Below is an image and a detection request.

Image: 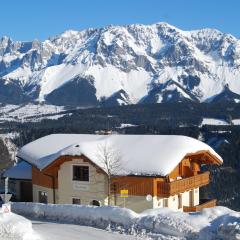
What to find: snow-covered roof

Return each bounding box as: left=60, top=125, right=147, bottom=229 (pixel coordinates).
left=17, top=134, right=223, bottom=176
left=4, top=161, right=32, bottom=180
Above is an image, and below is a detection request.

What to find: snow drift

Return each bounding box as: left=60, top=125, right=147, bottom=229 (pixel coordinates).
left=0, top=212, right=38, bottom=240
left=11, top=202, right=240, bottom=239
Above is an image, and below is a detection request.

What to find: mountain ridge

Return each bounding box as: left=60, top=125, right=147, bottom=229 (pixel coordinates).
left=1, top=22, right=240, bottom=106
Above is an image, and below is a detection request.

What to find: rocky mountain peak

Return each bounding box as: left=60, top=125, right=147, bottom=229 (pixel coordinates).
left=0, top=22, right=240, bottom=106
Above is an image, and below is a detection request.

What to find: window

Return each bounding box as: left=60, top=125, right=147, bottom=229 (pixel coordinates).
left=38, top=191, right=48, bottom=204
left=72, top=165, right=89, bottom=181
left=189, top=190, right=194, bottom=207
left=72, top=198, right=81, bottom=205
left=178, top=194, right=182, bottom=209
left=163, top=198, right=168, bottom=207
left=92, top=200, right=101, bottom=206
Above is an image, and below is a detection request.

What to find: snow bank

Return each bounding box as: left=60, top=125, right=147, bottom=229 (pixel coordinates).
left=11, top=203, right=137, bottom=229
left=11, top=203, right=240, bottom=239
left=139, top=207, right=240, bottom=239
left=0, top=212, right=39, bottom=240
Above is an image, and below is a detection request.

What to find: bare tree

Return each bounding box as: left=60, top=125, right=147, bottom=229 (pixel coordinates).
left=97, top=142, right=122, bottom=205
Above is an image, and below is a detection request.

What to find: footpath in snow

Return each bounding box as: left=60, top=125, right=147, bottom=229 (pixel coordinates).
left=9, top=202, right=240, bottom=240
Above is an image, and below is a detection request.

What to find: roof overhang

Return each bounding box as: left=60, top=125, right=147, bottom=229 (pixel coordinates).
left=186, top=150, right=223, bottom=165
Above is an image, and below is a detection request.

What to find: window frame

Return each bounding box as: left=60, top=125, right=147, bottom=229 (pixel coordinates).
left=163, top=198, right=168, bottom=207
left=72, top=164, right=90, bottom=182
left=72, top=197, right=81, bottom=205
left=178, top=193, right=182, bottom=209
left=38, top=191, right=48, bottom=204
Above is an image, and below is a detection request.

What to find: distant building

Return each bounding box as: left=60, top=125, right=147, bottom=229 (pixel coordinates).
left=3, top=161, right=32, bottom=202
left=7, top=134, right=222, bottom=212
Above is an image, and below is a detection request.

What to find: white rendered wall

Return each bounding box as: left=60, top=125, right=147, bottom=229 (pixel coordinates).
left=32, top=184, right=57, bottom=204
left=58, top=158, right=108, bottom=205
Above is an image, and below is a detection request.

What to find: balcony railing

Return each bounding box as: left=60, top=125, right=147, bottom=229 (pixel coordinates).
left=183, top=199, right=217, bottom=212
left=157, top=171, right=210, bottom=197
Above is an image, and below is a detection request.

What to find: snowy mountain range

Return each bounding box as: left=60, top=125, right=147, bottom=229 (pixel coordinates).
left=1, top=22, right=240, bottom=107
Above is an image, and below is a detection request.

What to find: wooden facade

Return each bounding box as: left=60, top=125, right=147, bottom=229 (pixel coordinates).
left=157, top=171, right=210, bottom=197
left=32, top=166, right=58, bottom=189
left=112, top=176, right=154, bottom=196
left=31, top=149, right=221, bottom=212
left=183, top=199, right=217, bottom=212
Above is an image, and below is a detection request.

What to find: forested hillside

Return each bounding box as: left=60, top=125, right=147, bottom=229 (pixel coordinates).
left=0, top=102, right=239, bottom=210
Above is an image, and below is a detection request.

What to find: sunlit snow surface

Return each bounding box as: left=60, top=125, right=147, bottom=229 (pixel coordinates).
left=0, top=212, right=39, bottom=240
left=201, top=117, right=240, bottom=126
left=0, top=104, right=66, bottom=122
left=32, top=220, right=139, bottom=240
left=1, top=23, right=240, bottom=104
left=17, top=134, right=222, bottom=176
left=10, top=203, right=240, bottom=240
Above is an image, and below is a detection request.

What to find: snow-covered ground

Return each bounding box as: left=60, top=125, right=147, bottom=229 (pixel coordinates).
left=116, top=123, right=139, bottom=129
left=32, top=220, right=139, bottom=240
left=201, top=118, right=230, bottom=126
left=0, top=104, right=67, bottom=122
left=10, top=202, right=240, bottom=240
left=0, top=212, right=39, bottom=240
left=0, top=212, right=136, bottom=240
left=232, top=119, right=240, bottom=125
left=201, top=117, right=240, bottom=126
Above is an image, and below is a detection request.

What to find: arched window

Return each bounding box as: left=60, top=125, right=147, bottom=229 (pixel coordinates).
left=92, top=200, right=101, bottom=206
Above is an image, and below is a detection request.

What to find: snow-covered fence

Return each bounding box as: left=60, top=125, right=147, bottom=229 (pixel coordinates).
left=11, top=203, right=240, bottom=239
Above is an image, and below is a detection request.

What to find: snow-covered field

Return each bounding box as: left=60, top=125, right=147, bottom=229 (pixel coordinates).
left=201, top=118, right=230, bottom=126
left=10, top=202, right=240, bottom=240
left=117, top=123, right=139, bottom=129
left=201, top=117, right=240, bottom=126
left=0, top=104, right=67, bottom=122
left=232, top=119, right=240, bottom=125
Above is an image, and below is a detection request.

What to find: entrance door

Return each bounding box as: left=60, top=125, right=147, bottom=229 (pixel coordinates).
left=20, top=181, right=33, bottom=202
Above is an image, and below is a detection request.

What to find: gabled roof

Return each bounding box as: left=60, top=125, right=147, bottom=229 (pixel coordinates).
left=17, top=134, right=223, bottom=176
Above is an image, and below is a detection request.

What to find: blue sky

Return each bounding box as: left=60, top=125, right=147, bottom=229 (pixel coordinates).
left=1, top=0, right=240, bottom=41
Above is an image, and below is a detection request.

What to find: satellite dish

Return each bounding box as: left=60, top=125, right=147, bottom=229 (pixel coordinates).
left=146, top=194, right=153, bottom=202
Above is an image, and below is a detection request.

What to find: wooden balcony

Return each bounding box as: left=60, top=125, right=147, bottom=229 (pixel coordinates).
left=183, top=199, right=217, bottom=212
left=157, top=171, right=210, bottom=197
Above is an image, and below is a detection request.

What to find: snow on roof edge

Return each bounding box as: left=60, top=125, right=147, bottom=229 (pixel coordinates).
left=4, top=161, right=32, bottom=180
left=17, top=134, right=223, bottom=176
